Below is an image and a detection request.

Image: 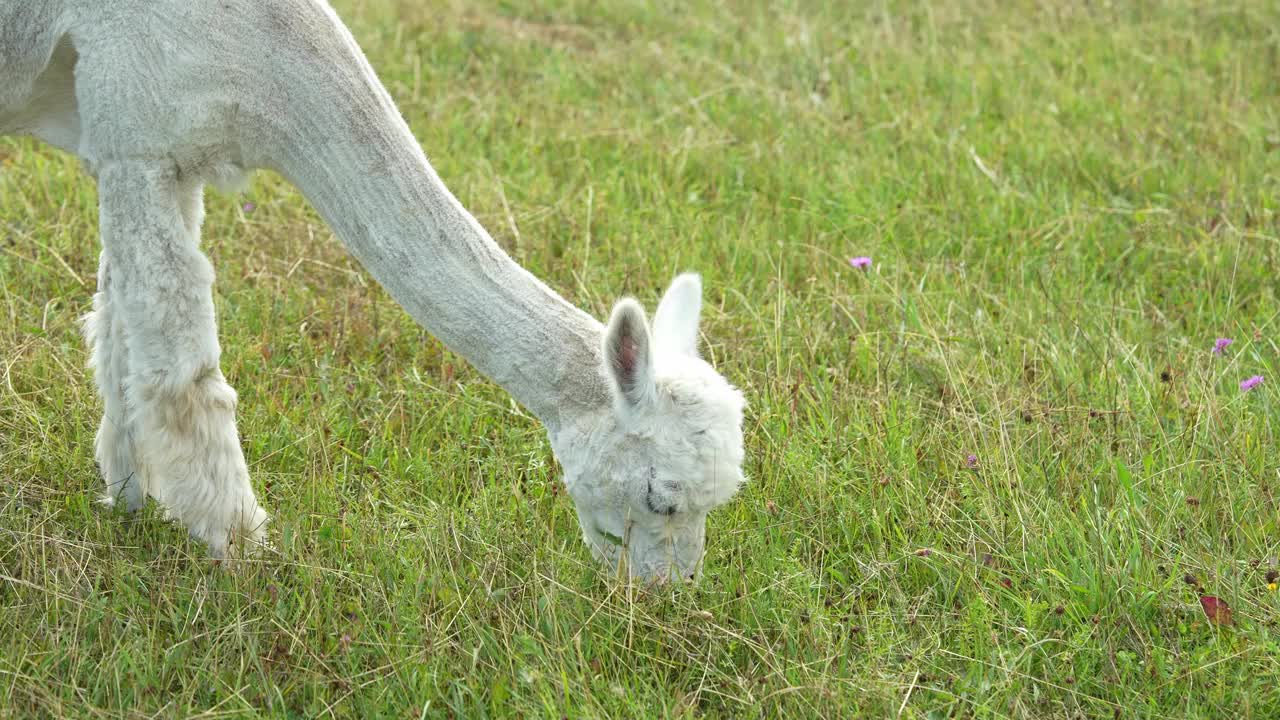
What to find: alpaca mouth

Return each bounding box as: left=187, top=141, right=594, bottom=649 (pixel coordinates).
left=595, top=525, right=624, bottom=546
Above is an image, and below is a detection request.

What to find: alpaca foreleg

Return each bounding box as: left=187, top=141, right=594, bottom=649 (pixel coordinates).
left=97, top=162, right=267, bottom=558
left=83, top=253, right=143, bottom=511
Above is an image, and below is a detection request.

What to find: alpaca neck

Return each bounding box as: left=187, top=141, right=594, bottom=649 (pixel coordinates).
left=269, top=57, right=609, bottom=432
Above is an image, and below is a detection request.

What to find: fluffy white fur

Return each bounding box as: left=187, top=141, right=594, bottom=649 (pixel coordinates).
left=1, top=0, right=746, bottom=579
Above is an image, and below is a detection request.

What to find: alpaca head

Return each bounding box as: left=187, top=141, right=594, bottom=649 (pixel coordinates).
left=551, top=274, right=747, bottom=582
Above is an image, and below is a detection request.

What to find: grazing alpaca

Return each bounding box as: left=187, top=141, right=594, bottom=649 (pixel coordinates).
left=1, top=0, right=746, bottom=580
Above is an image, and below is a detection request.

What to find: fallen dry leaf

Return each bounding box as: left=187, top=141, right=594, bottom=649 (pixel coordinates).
left=1199, top=596, right=1233, bottom=626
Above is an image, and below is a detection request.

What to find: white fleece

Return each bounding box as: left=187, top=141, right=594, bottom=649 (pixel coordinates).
left=2, top=0, right=746, bottom=578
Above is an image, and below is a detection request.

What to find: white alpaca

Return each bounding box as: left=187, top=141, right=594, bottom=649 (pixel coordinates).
left=1, top=0, right=747, bottom=580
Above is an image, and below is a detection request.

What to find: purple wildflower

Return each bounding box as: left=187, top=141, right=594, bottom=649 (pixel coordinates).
left=848, top=256, right=872, bottom=269
left=242, top=202, right=257, bottom=213
left=1240, top=375, right=1264, bottom=392
left=966, top=454, right=979, bottom=468
left=1212, top=338, right=1233, bottom=355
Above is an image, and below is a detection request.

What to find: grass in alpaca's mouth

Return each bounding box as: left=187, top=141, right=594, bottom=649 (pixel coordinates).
left=596, top=527, right=624, bottom=546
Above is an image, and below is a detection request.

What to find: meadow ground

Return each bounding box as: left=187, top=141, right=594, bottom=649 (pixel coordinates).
left=2, top=0, right=1279, bottom=717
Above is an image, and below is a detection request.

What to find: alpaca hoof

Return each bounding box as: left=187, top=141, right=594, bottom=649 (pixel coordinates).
left=98, top=486, right=145, bottom=513
left=200, top=504, right=270, bottom=561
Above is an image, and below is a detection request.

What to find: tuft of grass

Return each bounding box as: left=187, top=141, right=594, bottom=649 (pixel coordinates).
left=3, top=0, right=1279, bottom=716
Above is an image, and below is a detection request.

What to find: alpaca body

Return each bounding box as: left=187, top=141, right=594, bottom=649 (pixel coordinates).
left=2, top=0, right=746, bottom=578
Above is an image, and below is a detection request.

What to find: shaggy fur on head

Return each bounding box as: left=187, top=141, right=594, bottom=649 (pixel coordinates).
left=554, top=274, right=747, bottom=580
left=1, top=0, right=747, bottom=578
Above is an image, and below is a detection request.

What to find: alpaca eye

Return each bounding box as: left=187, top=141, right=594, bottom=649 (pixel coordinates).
left=645, top=467, right=676, bottom=516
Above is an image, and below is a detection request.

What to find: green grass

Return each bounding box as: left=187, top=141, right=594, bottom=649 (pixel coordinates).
left=3, top=0, right=1279, bottom=716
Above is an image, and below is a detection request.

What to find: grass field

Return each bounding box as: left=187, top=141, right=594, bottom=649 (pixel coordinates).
left=3, top=0, right=1279, bottom=716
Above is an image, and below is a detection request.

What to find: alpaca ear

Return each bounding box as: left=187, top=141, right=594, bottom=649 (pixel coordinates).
left=603, top=298, right=656, bottom=411
left=652, top=273, right=702, bottom=357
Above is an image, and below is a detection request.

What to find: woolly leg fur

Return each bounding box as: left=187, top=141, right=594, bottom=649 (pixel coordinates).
left=92, top=160, right=267, bottom=558
left=83, top=251, right=142, bottom=510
